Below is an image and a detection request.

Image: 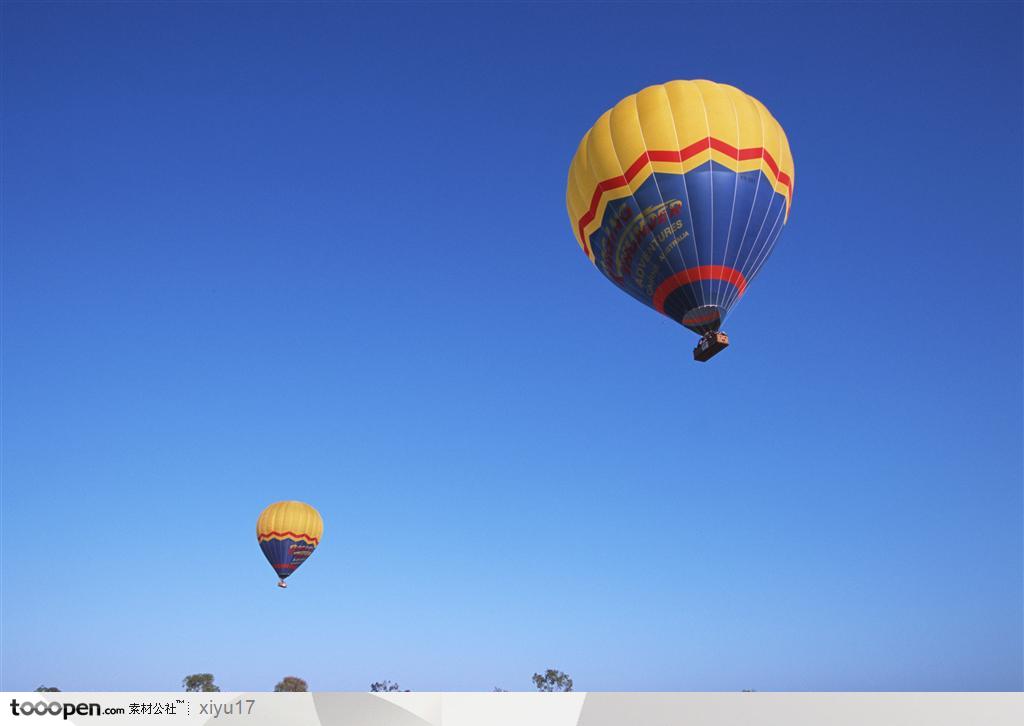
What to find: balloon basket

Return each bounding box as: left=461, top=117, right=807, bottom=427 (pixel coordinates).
left=693, top=331, right=730, bottom=362
left=277, top=580, right=288, bottom=588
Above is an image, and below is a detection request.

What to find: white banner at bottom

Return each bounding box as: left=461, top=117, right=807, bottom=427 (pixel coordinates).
left=2, top=692, right=1022, bottom=726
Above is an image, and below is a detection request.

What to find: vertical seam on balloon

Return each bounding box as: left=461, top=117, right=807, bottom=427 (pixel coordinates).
left=692, top=81, right=714, bottom=309
left=615, top=97, right=683, bottom=309
left=606, top=96, right=696, bottom=316
left=724, top=120, right=786, bottom=311
left=729, top=183, right=778, bottom=312
left=657, top=83, right=702, bottom=317
left=735, top=104, right=790, bottom=309
left=572, top=128, right=598, bottom=259
left=645, top=84, right=701, bottom=316
left=573, top=128, right=603, bottom=261
left=666, top=83, right=704, bottom=319
left=745, top=124, right=790, bottom=286
left=729, top=191, right=787, bottom=315
left=587, top=113, right=629, bottom=287
left=568, top=136, right=586, bottom=253
left=715, top=86, right=743, bottom=314
left=721, top=92, right=767, bottom=318
left=566, top=139, right=582, bottom=252
left=725, top=100, right=777, bottom=312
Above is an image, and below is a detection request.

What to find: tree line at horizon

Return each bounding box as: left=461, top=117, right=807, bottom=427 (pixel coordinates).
left=33, top=669, right=575, bottom=693
left=182, top=669, right=575, bottom=693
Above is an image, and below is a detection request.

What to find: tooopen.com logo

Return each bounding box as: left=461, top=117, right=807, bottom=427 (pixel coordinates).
left=9, top=699, right=125, bottom=719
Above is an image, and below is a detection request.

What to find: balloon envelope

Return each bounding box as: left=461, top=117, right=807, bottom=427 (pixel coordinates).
left=566, top=80, right=794, bottom=336
left=256, top=501, right=323, bottom=583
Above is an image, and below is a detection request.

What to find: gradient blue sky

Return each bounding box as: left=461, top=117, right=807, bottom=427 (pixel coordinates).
left=2, top=1, right=1021, bottom=692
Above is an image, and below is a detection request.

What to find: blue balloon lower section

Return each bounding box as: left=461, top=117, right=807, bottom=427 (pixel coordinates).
left=586, top=163, right=788, bottom=333
left=259, top=537, right=317, bottom=580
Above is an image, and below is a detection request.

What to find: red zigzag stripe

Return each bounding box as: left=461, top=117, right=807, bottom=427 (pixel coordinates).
left=258, top=531, right=320, bottom=545
left=576, top=138, right=792, bottom=257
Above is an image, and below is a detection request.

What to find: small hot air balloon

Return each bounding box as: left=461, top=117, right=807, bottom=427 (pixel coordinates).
left=256, top=501, right=323, bottom=588
left=566, top=80, right=794, bottom=361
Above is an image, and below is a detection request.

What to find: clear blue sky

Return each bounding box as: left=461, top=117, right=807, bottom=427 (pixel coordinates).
left=2, top=1, right=1021, bottom=692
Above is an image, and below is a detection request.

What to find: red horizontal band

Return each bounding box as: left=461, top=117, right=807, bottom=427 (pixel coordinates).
left=653, top=266, right=747, bottom=314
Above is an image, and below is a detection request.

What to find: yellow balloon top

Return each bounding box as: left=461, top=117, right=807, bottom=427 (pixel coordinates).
left=256, top=501, right=323, bottom=545
left=566, top=80, right=794, bottom=263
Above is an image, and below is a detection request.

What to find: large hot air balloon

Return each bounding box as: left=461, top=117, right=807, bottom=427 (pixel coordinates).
left=566, top=80, right=794, bottom=361
left=256, top=501, right=323, bottom=588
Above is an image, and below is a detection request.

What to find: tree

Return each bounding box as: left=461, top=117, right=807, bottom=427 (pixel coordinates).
left=369, top=680, right=408, bottom=692
left=532, top=669, right=573, bottom=692
left=492, top=686, right=509, bottom=692
left=274, top=676, right=308, bottom=692
left=182, top=673, right=220, bottom=692
left=34, top=686, right=60, bottom=692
